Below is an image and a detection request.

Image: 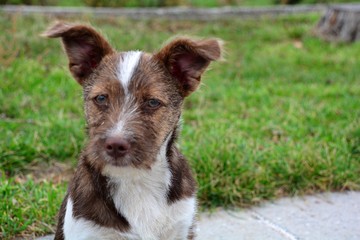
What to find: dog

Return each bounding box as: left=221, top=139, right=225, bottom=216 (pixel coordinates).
left=43, top=22, right=222, bottom=240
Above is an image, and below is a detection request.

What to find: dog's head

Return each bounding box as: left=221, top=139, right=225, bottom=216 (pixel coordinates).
left=44, top=22, right=222, bottom=171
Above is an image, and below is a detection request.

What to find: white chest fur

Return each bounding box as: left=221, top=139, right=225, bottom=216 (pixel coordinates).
left=104, top=165, right=196, bottom=240
left=63, top=140, right=196, bottom=240
left=101, top=140, right=196, bottom=240
left=63, top=196, right=195, bottom=240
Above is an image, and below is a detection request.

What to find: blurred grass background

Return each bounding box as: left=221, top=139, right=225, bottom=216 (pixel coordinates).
left=1, top=2, right=360, bottom=238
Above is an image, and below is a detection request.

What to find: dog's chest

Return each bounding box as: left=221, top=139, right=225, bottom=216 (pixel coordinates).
left=63, top=137, right=196, bottom=240
left=64, top=164, right=196, bottom=240
left=105, top=161, right=195, bottom=239
left=112, top=181, right=195, bottom=239
left=65, top=196, right=195, bottom=240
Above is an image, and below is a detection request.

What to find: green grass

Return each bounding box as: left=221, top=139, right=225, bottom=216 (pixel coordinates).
left=1, top=175, right=67, bottom=239
left=1, top=12, right=360, bottom=238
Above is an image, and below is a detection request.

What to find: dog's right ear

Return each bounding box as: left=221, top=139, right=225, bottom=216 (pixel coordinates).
left=42, top=22, right=113, bottom=85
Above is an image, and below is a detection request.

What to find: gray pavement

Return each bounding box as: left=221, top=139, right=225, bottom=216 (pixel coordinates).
left=197, top=191, right=360, bottom=240
left=2, top=4, right=360, bottom=20
left=36, top=191, right=360, bottom=240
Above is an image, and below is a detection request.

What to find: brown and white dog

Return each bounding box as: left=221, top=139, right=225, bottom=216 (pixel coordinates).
left=43, top=22, right=222, bottom=240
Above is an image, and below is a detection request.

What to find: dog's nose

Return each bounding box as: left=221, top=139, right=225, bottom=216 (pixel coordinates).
left=105, top=137, right=130, bottom=158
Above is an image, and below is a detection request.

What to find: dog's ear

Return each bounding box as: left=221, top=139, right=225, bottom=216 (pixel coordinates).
left=43, top=22, right=113, bottom=85
left=156, top=37, right=222, bottom=97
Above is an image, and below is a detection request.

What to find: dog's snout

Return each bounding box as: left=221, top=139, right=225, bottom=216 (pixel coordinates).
left=105, top=137, right=130, bottom=158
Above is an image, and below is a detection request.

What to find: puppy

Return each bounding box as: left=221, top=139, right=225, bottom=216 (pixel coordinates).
left=43, top=22, right=222, bottom=240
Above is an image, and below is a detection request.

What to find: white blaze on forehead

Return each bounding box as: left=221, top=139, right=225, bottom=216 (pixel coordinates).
left=117, top=51, right=142, bottom=92
left=111, top=51, right=142, bottom=138
left=108, top=98, right=138, bottom=138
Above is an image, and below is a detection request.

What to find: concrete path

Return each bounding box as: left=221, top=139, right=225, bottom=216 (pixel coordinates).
left=37, top=191, right=360, bottom=240
left=197, top=191, right=360, bottom=240
left=3, top=4, right=360, bottom=20
left=0, top=4, right=326, bottom=20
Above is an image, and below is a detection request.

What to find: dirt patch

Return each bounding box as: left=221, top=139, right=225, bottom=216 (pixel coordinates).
left=15, top=161, right=74, bottom=184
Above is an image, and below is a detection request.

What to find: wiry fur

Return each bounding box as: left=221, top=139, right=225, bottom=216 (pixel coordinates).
left=43, top=22, right=222, bottom=240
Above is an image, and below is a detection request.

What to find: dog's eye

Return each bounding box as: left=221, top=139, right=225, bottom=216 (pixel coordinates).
left=94, top=95, right=108, bottom=105
left=146, top=99, right=162, bottom=109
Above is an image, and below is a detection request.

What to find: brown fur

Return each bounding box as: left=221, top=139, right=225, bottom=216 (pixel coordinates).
left=44, top=22, right=222, bottom=240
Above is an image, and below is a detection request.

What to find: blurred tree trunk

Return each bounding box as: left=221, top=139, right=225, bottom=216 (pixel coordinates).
left=314, top=5, right=360, bottom=43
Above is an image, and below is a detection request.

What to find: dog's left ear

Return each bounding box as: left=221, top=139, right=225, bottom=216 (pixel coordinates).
left=156, top=37, right=222, bottom=97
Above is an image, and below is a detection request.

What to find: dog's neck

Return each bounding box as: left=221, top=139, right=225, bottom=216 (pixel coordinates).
left=105, top=139, right=171, bottom=238
left=82, top=123, right=179, bottom=197
left=102, top=130, right=174, bottom=192
left=96, top=115, right=174, bottom=171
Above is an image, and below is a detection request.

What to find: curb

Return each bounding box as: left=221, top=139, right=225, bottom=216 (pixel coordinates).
left=2, top=4, right=357, bottom=20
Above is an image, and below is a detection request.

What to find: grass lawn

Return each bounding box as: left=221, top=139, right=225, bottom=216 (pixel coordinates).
left=1, top=12, right=360, bottom=239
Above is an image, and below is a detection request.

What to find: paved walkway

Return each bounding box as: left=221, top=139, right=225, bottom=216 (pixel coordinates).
left=197, top=191, right=360, bottom=240
left=37, top=191, right=360, bottom=240
left=2, top=4, right=360, bottom=20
